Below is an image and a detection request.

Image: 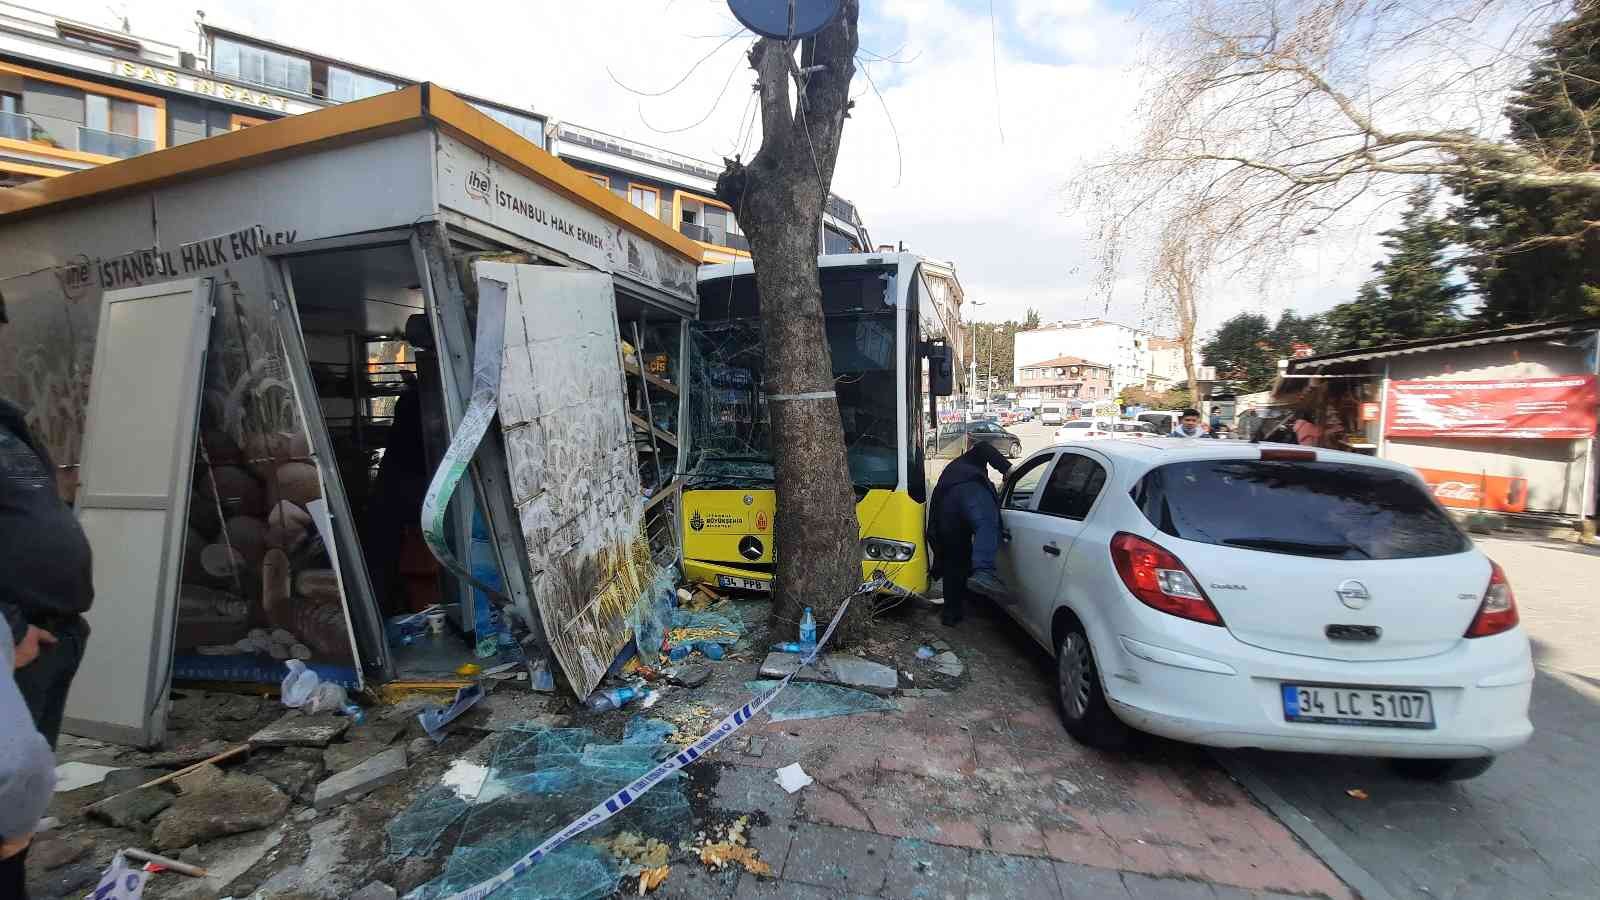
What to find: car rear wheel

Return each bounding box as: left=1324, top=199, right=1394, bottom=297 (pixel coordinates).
left=1389, top=756, right=1495, bottom=781
left=1055, top=625, right=1134, bottom=750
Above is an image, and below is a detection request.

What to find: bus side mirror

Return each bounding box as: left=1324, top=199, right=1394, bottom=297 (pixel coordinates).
left=926, top=343, right=954, bottom=397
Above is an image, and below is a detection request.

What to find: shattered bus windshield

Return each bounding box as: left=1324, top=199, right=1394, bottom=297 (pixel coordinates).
left=688, top=267, right=899, bottom=489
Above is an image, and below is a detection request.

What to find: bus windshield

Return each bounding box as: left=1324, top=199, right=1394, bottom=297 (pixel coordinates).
left=688, top=267, right=900, bottom=489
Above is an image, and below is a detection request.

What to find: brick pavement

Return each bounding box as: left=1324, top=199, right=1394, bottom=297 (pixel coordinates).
left=1220, top=534, right=1600, bottom=900
left=694, top=600, right=1352, bottom=899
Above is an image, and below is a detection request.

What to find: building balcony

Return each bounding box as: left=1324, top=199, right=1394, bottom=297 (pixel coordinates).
left=0, top=112, right=155, bottom=160
left=679, top=221, right=750, bottom=253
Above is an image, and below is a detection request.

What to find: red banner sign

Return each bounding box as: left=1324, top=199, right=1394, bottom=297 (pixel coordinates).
left=1384, top=376, right=1598, bottom=439
left=1413, top=467, right=1529, bottom=513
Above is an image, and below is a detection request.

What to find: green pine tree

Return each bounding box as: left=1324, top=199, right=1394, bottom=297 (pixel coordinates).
left=1454, top=2, right=1600, bottom=324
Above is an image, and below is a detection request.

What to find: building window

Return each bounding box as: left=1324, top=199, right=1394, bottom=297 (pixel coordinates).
left=326, top=66, right=397, bottom=102
left=212, top=37, right=312, bottom=95
left=470, top=103, right=545, bottom=148
left=82, top=93, right=157, bottom=157
left=628, top=184, right=660, bottom=218
left=230, top=113, right=268, bottom=130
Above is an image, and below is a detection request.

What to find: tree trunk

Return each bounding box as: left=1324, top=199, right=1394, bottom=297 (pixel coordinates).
left=716, top=5, right=868, bottom=643
left=1177, top=285, right=1202, bottom=407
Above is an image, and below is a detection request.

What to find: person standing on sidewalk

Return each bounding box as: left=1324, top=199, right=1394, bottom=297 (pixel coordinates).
left=1169, top=408, right=1214, bottom=439
left=0, top=396, right=94, bottom=748
left=0, top=616, right=58, bottom=900
left=928, top=435, right=1012, bottom=626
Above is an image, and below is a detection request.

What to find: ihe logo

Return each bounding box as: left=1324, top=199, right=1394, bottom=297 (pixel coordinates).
left=466, top=170, right=491, bottom=201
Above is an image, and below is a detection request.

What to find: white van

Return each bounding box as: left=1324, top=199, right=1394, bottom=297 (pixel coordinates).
left=1040, top=402, right=1067, bottom=426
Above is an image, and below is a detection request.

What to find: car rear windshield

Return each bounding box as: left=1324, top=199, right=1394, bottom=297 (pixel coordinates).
left=1130, top=460, right=1470, bottom=560
left=1061, top=421, right=1091, bottom=428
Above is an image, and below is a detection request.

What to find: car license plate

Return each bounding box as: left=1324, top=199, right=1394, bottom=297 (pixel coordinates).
left=1281, top=684, right=1435, bottom=729
left=717, top=574, right=770, bottom=592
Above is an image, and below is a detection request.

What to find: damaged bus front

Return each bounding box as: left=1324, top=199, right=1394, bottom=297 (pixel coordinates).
left=680, top=253, right=959, bottom=596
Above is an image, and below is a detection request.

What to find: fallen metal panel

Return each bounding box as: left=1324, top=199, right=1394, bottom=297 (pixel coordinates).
left=483, top=261, right=650, bottom=697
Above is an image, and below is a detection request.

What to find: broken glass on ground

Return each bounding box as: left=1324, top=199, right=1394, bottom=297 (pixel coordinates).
left=394, top=721, right=694, bottom=898
left=746, top=680, right=898, bottom=722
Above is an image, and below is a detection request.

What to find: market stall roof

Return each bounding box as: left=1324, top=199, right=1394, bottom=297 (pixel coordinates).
left=0, top=83, right=704, bottom=265
left=1288, top=317, right=1600, bottom=371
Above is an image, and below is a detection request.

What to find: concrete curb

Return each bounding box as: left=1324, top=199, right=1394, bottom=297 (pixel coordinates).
left=1211, top=751, right=1398, bottom=900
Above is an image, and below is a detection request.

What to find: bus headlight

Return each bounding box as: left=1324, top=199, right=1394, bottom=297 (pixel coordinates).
left=861, top=538, right=915, bottom=562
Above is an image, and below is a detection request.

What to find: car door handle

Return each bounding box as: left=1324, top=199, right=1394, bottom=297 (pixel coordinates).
left=1042, top=543, right=1061, bottom=556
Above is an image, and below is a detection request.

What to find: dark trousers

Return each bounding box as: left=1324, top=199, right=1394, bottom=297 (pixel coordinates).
left=942, top=563, right=973, bottom=626
left=0, top=845, right=27, bottom=899
left=12, top=614, right=90, bottom=749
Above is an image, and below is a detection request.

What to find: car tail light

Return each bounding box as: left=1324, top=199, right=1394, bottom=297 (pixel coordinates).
left=1261, top=447, right=1316, bottom=461
left=1465, top=561, right=1519, bottom=637
left=1109, top=532, right=1224, bottom=626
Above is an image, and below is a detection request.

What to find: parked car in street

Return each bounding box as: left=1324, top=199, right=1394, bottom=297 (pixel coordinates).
left=932, top=419, right=1024, bottom=458
left=992, top=439, right=1533, bottom=780
left=1040, top=402, right=1068, bottom=426
left=1111, top=421, right=1158, bottom=438
left=1054, top=419, right=1116, bottom=441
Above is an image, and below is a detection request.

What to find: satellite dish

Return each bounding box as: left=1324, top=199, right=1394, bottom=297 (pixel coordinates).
left=727, top=0, right=843, bottom=39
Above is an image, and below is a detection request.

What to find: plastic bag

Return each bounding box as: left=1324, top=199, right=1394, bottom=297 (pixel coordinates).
left=281, top=659, right=319, bottom=708
left=306, top=680, right=349, bottom=715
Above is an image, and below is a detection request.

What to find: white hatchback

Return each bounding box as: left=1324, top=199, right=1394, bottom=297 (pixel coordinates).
left=993, top=439, right=1533, bottom=780
left=1054, top=419, right=1115, bottom=442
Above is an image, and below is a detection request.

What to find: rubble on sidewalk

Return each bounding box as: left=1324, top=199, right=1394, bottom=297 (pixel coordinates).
left=150, top=773, right=291, bottom=849
left=249, top=712, right=352, bottom=748
left=758, top=650, right=899, bottom=695
left=314, top=747, right=409, bottom=810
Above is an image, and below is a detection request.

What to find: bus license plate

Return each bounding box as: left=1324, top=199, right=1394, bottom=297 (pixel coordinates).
left=1281, top=684, right=1434, bottom=729
left=717, top=575, right=770, bottom=592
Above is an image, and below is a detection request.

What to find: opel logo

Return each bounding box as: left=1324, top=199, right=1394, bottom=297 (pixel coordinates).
left=738, top=535, right=764, bottom=561
left=1336, top=580, right=1371, bottom=610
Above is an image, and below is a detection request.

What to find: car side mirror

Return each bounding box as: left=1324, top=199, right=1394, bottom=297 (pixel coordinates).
left=925, top=341, right=954, bottom=397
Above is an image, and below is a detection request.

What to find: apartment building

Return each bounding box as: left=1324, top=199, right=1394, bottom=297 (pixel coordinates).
left=0, top=3, right=874, bottom=261
left=1015, top=356, right=1113, bottom=405
left=1014, top=319, right=1151, bottom=395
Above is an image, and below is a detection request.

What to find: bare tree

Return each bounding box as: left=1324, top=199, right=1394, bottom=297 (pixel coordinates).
left=1151, top=213, right=1212, bottom=406
left=1076, top=0, right=1580, bottom=348
left=715, top=3, right=868, bottom=641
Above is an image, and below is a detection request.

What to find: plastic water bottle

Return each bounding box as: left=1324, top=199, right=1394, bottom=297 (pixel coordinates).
left=668, top=644, right=691, bottom=662
left=799, top=607, right=817, bottom=646
left=584, top=686, right=641, bottom=712
left=698, top=641, right=726, bottom=661
left=340, top=702, right=366, bottom=725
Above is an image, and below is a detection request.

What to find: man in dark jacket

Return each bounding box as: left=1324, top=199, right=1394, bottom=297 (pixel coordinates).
left=0, top=397, right=94, bottom=749
left=927, top=435, right=1012, bottom=627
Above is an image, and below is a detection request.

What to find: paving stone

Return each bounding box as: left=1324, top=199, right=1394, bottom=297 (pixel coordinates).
left=344, top=720, right=405, bottom=746
left=100, top=767, right=165, bottom=798
left=150, top=774, right=290, bottom=850
left=213, top=693, right=265, bottom=721
left=140, top=739, right=230, bottom=768
left=967, top=852, right=1061, bottom=900
left=669, top=663, right=712, bottom=687
left=711, top=763, right=799, bottom=819
left=323, top=740, right=389, bottom=774
left=406, top=736, right=436, bottom=763
left=759, top=652, right=899, bottom=696
left=1055, top=860, right=1132, bottom=899
left=1121, top=872, right=1218, bottom=899
left=652, top=862, right=739, bottom=900
left=782, top=822, right=893, bottom=893
left=178, top=844, right=205, bottom=865
left=883, top=837, right=972, bottom=900
left=349, top=880, right=399, bottom=900
left=471, top=690, right=556, bottom=732
left=87, top=785, right=174, bottom=827
left=745, top=737, right=767, bottom=758
left=245, top=756, right=323, bottom=801
left=27, top=834, right=90, bottom=871
left=930, top=651, right=965, bottom=678
left=313, top=747, right=407, bottom=810
left=731, top=876, right=837, bottom=899
left=250, top=712, right=351, bottom=748
left=172, top=762, right=225, bottom=794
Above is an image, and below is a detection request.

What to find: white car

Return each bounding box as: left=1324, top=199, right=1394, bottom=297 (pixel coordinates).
left=993, top=439, right=1533, bottom=780
left=1054, top=419, right=1114, bottom=442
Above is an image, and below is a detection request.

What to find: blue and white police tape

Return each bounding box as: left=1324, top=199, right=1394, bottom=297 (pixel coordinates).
left=442, top=577, right=884, bottom=900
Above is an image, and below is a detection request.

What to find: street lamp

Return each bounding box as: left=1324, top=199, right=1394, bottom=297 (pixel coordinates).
left=968, top=300, right=990, bottom=414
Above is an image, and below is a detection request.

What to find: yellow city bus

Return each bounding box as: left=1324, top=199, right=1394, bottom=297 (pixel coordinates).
left=679, top=253, right=961, bottom=596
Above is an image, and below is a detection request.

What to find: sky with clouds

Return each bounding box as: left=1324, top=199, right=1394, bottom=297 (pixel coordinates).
left=51, top=0, right=1406, bottom=336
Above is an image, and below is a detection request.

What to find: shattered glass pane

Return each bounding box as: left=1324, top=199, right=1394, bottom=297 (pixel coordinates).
left=630, top=568, right=677, bottom=661
left=622, top=716, right=678, bottom=746
left=385, top=784, right=471, bottom=861
left=398, top=716, right=694, bottom=895
left=747, top=680, right=898, bottom=722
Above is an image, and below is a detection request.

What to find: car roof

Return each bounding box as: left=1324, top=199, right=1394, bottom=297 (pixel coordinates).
left=1040, top=439, right=1420, bottom=478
